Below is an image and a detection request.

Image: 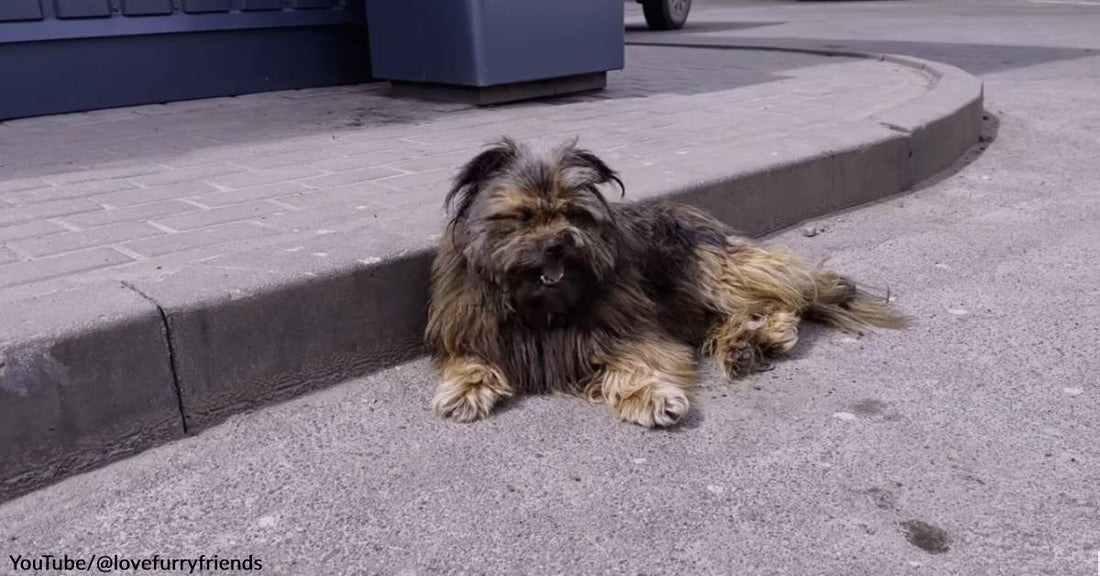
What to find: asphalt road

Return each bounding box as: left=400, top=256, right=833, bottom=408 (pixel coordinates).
left=2, top=1, right=1099, bottom=575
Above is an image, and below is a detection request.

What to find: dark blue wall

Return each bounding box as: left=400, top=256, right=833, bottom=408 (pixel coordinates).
left=0, top=0, right=372, bottom=120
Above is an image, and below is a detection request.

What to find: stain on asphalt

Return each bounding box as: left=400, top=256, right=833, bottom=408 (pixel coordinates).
left=867, top=487, right=899, bottom=510
left=901, top=519, right=951, bottom=554
left=852, top=399, right=888, bottom=417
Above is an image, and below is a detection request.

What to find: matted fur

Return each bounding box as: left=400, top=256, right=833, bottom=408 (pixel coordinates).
left=426, top=138, right=906, bottom=427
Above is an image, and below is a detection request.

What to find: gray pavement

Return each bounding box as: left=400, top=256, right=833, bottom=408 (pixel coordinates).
left=0, top=46, right=925, bottom=300
left=2, top=32, right=981, bottom=502
left=2, top=0, right=1099, bottom=575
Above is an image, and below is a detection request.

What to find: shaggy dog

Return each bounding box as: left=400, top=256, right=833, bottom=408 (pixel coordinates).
left=426, top=138, right=904, bottom=427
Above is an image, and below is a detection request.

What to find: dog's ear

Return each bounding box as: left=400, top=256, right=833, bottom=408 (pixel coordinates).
left=560, top=144, right=625, bottom=199
left=445, top=138, right=518, bottom=224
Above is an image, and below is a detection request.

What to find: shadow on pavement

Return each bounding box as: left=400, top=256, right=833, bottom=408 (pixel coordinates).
left=625, top=20, right=786, bottom=33
left=627, top=29, right=1098, bottom=75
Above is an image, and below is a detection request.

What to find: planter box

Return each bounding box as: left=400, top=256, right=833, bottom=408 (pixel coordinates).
left=365, top=0, right=624, bottom=104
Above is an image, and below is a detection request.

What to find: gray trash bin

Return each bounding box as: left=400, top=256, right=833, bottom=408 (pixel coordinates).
left=365, top=0, right=624, bottom=105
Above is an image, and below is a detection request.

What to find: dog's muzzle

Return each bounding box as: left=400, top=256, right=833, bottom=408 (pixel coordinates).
left=539, top=239, right=567, bottom=286
left=540, top=261, right=565, bottom=286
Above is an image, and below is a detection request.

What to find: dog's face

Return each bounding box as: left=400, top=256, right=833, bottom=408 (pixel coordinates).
left=446, top=139, right=623, bottom=323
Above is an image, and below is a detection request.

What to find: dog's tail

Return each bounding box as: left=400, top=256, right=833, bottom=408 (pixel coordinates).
left=804, top=271, right=908, bottom=332
left=706, top=239, right=907, bottom=332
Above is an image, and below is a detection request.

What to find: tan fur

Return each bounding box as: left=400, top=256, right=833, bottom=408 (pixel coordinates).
left=695, top=239, right=906, bottom=377
left=586, top=336, right=697, bottom=427
left=431, top=357, right=513, bottom=422
left=426, top=232, right=500, bottom=357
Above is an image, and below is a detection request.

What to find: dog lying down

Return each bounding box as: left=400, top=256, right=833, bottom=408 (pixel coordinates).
left=426, top=138, right=905, bottom=428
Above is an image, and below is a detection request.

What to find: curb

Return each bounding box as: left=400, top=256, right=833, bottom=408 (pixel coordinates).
left=0, top=45, right=983, bottom=502
left=618, top=41, right=984, bottom=232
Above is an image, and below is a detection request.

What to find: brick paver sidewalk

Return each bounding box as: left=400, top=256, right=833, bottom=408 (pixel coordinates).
left=0, top=45, right=930, bottom=302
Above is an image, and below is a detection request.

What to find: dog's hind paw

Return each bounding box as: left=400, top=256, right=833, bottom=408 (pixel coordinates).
left=721, top=340, right=760, bottom=379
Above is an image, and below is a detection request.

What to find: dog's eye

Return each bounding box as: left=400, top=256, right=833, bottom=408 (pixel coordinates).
left=564, top=207, right=597, bottom=225
left=488, top=211, right=532, bottom=224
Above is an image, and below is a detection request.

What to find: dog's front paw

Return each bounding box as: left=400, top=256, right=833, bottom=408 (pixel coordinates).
left=615, top=383, right=691, bottom=428
left=432, top=361, right=511, bottom=423
left=431, top=380, right=498, bottom=422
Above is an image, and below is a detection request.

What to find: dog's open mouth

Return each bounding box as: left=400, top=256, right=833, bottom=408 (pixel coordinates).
left=540, top=260, right=565, bottom=286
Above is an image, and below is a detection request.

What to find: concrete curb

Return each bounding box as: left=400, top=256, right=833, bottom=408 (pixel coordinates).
left=620, top=41, right=984, bottom=230
left=0, top=283, right=185, bottom=500
left=0, top=45, right=983, bottom=502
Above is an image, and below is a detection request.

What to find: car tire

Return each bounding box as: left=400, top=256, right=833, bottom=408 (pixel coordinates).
left=642, top=0, right=691, bottom=31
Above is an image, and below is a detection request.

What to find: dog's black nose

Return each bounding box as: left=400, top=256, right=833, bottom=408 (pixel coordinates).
left=544, top=239, right=565, bottom=258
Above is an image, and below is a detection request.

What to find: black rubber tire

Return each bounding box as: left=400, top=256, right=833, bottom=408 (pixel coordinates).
left=642, top=0, right=691, bottom=31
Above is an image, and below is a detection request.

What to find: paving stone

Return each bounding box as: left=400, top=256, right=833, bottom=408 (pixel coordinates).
left=193, top=183, right=311, bottom=207
left=298, top=167, right=407, bottom=189
left=0, top=199, right=102, bottom=227
left=0, top=177, right=51, bottom=195
left=0, top=247, right=18, bottom=265
left=128, top=163, right=247, bottom=187
left=43, top=163, right=164, bottom=185
left=259, top=202, right=384, bottom=233
left=3, top=179, right=136, bottom=205
left=0, top=248, right=134, bottom=289
left=0, top=45, right=932, bottom=291
left=230, top=148, right=345, bottom=170
left=123, top=222, right=277, bottom=258
left=209, top=165, right=327, bottom=189
left=9, top=222, right=165, bottom=258
left=93, top=182, right=222, bottom=208
left=62, top=200, right=199, bottom=228
left=269, top=182, right=389, bottom=212
left=372, top=168, right=455, bottom=193
left=153, top=202, right=286, bottom=231
left=0, top=220, right=69, bottom=243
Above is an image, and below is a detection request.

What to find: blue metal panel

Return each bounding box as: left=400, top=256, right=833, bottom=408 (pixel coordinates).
left=182, top=0, right=231, bottom=13
left=365, top=0, right=483, bottom=85
left=122, top=0, right=174, bottom=16
left=293, top=0, right=336, bottom=8
left=0, top=0, right=43, bottom=22
left=366, top=0, right=623, bottom=87
left=241, top=0, right=284, bottom=10
left=0, top=27, right=371, bottom=120
left=364, top=0, right=427, bottom=83
left=0, top=3, right=357, bottom=43
left=480, top=0, right=624, bottom=84
left=55, top=0, right=111, bottom=19
left=0, top=0, right=371, bottom=120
